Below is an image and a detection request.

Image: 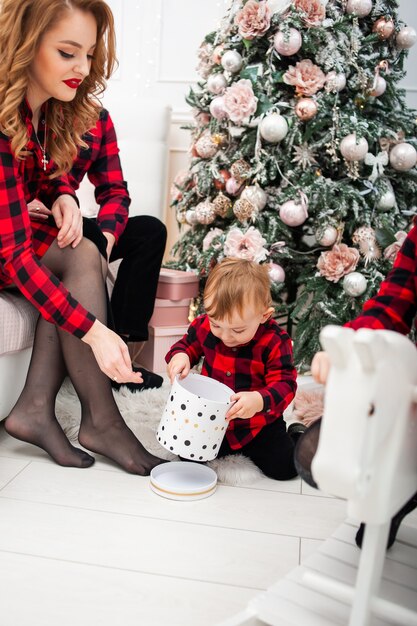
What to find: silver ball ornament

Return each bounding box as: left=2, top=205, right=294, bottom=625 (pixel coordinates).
left=346, top=0, right=373, bottom=18
left=340, top=133, right=369, bottom=162
left=326, top=72, right=346, bottom=92
left=316, top=225, right=338, bottom=247
left=389, top=143, right=417, bottom=171
left=343, top=272, right=368, bottom=297
left=268, top=262, right=286, bottom=283
left=273, top=28, right=302, bottom=56
left=279, top=199, right=308, bottom=227
left=377, top=185, right=395, bottom=211
left=259, top=114, right=288, bottom=143
left=221, top=50, right=243, bottom=73
left=240, top=186, right=267, bottom=210
left=396, top=26, right=417, bottom=49
left=209, top=96, right=228, bottom=120
left=370, top=75, right=386, bottom=97
left=207, top=73, right=227, bottom=95
left=185, top=209, right=199, bottom=225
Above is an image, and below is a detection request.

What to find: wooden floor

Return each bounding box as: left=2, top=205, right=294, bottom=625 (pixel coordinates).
left=0, top=422, right=414, bottom=626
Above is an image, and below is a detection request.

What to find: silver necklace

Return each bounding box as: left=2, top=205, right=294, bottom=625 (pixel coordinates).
left=34, top=121, right=48, bottom=171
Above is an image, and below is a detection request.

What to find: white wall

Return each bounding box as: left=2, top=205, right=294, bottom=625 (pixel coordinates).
left=101, top=0, right=417, bottom=256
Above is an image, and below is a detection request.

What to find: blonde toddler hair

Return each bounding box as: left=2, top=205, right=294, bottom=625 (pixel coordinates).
left=204, top=258, right=273, bottom=321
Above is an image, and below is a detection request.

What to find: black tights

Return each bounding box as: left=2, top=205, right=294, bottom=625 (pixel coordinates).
left=294, top=419, right=417, bottom=549
left=5, top=238, right=162, bottom=474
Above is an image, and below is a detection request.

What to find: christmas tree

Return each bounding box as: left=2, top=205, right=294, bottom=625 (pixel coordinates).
left=169, top=0, right=417, bottom=369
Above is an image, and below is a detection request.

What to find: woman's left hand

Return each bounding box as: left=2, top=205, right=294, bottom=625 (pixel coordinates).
left=27, top=199, right=52, bottom=221
left=52, top=194, right=83, bottom=249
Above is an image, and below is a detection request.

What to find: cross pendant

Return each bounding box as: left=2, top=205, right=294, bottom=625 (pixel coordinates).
left=41, top=155, right=49, bottom=171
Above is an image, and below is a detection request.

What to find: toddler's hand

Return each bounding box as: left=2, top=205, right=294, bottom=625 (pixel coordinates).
left=311, top=351, right=331, bottom=385
left=226, top=391, right=263, bottom=420
left=167, top=353, right=191, bottom=384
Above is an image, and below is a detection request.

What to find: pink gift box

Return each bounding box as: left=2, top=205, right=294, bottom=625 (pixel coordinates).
left=149, top=298, right=191, bottom=327
left=156, top=268, right=199, bottom=301
left=140, top=324, right=188, bottom=374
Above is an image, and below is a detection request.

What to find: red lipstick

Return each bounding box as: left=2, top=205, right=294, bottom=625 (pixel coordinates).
left=63, top=79, right=82, bottom=89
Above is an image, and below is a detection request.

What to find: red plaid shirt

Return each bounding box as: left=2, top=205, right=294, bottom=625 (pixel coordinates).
left=346, top=224, right=417, bottom=336
left=69, top=108, right=130, bottom=243
left=0, top=100, right=95, bottom=337
left=166, top=315, right=297, bottom=449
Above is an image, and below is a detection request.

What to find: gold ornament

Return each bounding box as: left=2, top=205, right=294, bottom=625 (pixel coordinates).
left=230, top=159, right=251, bottom=183
left=176, top=209, right=187, bottom=225
left=213, top=192, right=232, bottom=218
left=233, top=198, right=257, bottom=223
left=211, top=133, right=227, bottom=146
left=315, top=169, right=322, bottom=176
left=372, top=17, right=395, bottom=40
left=354, top=95, right=366, bottom=109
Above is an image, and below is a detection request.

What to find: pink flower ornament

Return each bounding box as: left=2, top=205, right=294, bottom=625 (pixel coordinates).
left=284, top=59, right=326, bottom=96
left=235, top=0, right=272, bottom=40
left=224, top=226, right=269, bottom=263
left=223, top=79, right=258, bottom=125
left=317, top=244, right=360, bottom=282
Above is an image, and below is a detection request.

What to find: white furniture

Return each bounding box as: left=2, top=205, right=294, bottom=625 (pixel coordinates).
left=0, top=99, right=171, bottom=419
left=221, top=326, right=417, bottom=626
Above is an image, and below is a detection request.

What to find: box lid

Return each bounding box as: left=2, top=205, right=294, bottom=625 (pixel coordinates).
left=159, top=268, right=199, bottom=284
left=154, top=297, right=190, bottom=308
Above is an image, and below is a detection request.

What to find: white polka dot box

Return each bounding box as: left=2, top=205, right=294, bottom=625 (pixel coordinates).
left=157, top=373, right=233, bottom=462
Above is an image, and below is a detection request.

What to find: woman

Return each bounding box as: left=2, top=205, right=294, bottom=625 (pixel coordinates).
left=0, top=0, right=162, bottom=474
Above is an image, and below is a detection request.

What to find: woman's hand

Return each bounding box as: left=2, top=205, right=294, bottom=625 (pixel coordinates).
left=82, top=319, right=143, bottom=384
left=311, top=351, right=331, bottom=385
left=27, top=199, right=52, bottom=221
left=103, top=232, right=116, bottom=260
left=167, top=353, right=191, bottom=383
left=52, top=194, right=83, bottom=249
left=226, top=391, right=263, bottom=420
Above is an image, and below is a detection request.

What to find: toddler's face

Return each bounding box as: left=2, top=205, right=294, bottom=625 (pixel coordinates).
left=207, top=306, right=272, bottom=348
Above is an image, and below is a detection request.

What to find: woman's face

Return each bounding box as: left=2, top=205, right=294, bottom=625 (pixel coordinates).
left=27, top=8, right=97, bottom=112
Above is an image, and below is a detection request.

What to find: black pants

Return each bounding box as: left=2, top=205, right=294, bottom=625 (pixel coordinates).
left=218, top=419, right=298, bottom=481
left=83, top=216, right=166, bottom=341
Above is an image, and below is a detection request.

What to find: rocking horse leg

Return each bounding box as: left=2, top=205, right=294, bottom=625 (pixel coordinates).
left=349, top=520, right=391, bottom=626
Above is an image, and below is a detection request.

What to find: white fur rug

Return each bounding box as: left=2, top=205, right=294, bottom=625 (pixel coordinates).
left=55, top=378, right=263, bottom=485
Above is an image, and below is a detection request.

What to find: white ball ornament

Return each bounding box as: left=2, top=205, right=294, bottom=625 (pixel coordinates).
left=209, top=96, right=228, bottom=120
left=377, top=183, right=396, bottom=211
left=396, top=26, right=417, bottom=49
left=346, top=0, right=373, bottom=18
left=268, top=262, right=286, bottom=283
left=221, top=50, right=243, bottom=73
left=340, top=133, right=369, bottom=162
left=370, top=75, right=386, bottom=97
left=185, top=209, right=199, bottom=225
left=279, top=199, right=308, bottom=227
left=326, top=72, right=347, bottom=92
left=259, top=114, right=288, bottom=143
left=240, top=186, right=267, bottom=210
left=273, top=28, right=302, bottom=56
left=316, top=225, right=338, bottom=246
left=389, top=143, right=417, bottom=171
left=343, top=272, right=368, bottom=297
left=207, top=73, right=227, bottom=95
